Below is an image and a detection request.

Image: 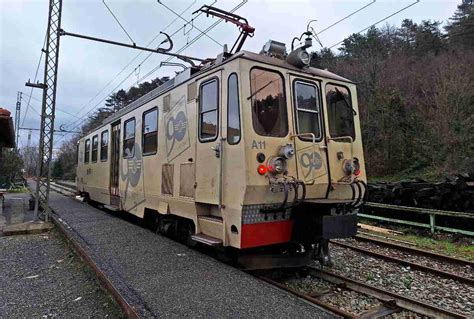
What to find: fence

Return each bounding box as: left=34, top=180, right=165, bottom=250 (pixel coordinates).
left=359, top=202, right=474, bottom=237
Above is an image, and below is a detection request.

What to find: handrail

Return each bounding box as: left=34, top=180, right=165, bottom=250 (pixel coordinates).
left=365, top=202, right=474, bottom=219
left=327, top=135, right=354, bottom=161
left=362, top=202, right=474, bottom=236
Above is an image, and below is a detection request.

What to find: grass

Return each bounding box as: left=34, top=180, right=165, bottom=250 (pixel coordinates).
left=402, top=275, right=413, bottom=289
left=360, top=223, right=474, bottom=261
left=7, top=187, right=29, bottom=193
left=397, top=233, right=474, bottom=261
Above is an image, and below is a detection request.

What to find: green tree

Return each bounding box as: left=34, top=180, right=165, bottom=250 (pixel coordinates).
left=445, top=0, right=474, bottom=48
left=0, top=149, right=24, bottom=186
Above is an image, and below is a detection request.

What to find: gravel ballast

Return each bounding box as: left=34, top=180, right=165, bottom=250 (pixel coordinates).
left=335, top=238, right=473, bottom=279
left=328, top=243, right=474, bottom=317
left=0, top=229, right=122, bottom=318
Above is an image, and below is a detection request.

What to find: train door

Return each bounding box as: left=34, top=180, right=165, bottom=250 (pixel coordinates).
left=110, top=121, right=121, bottom=206
left=290, top=76, right=330, bottom=198
left=195, top=74, right=221, bottom=205
left=324, top=83, right=356, bottom=195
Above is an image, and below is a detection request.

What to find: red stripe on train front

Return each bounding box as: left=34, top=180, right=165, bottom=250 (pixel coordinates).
left=241, top=220, right=293, bottom=249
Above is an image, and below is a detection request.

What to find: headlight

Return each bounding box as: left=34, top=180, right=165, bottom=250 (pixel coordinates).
left=299, top=50, right=310, bottom=66
left=343, top=158, right=361, bottom=176
left=268, top=157, right=287, bottom=175
left=286, top=47, right=311, bottom=68
left=278, top=144, right=295, bottom=159
left=343, top=159, right=354, bottom=176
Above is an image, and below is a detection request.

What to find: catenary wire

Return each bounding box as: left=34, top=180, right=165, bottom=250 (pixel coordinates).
left=57, top=0, right=222, bottom=136
left=55, top=0, right=246, bottom=146
left=61, top=0, right=204, bottom=131
left=102, top=0, right=136, bottom=45
left=328, top=0, right=420, bottom=49
left=21, top=32, right=47, bottom=128
left=316, top=0, right=377, bottom=36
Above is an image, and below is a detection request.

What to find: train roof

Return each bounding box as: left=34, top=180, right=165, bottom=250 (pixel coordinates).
left=87, top=50, right=353, bottom=136
left=239, top=50, right=352, bottom=83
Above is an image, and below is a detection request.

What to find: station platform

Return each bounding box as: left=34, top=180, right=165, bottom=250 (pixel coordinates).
left=48, top=191, right=335, bottom=318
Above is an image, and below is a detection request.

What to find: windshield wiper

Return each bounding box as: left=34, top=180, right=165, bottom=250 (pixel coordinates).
left=247, top=79, right=277, bottom=100
left=335, top=87, right=357, bottom=116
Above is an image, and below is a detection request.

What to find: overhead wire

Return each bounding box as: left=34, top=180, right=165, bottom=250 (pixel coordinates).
left=157, top=0, right=223, bottom=48
left=138, top=0, right=247, bottom=84
left=52, top=1, right=214, bottom=145
left=22, top=31, right=47, bottom=128
left=20, top=91, right=81, bottom=119
left=102, top=0, right=136, bottom=45
left=56, top=0, right=225, bottom=140
left=328, top=0, right=420, bottom=49
left=60, top=0, right=203, bottom=132
left=316, top=0, right=377, bottom=36
left=55, top=0, right=247, bottom=146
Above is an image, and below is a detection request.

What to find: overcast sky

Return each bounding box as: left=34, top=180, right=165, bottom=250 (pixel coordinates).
left=0, top=0, right=459, bottom=150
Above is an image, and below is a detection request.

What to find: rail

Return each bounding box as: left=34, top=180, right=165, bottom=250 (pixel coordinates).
left=360, top=202, right=474, bottom=236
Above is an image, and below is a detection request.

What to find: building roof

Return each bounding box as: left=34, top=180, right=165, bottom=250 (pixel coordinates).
left=0, top=108, right=15, bottom=149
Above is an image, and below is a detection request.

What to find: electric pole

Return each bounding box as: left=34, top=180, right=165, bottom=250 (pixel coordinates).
left=26, top=0, right=62, bottom=222
left=15, top=91, right=22, bottom=149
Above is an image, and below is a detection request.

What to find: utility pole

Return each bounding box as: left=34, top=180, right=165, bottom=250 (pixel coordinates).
left=26, top=0, right=62, bottom=222
left=15, top=91, right=22, bottom=149
left=26, top=129, right=32, bottom=177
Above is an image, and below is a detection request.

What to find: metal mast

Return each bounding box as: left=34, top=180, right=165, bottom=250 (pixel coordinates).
left=15, top=91, right=22, bottom=149
left=28, top=0, right=63, bottom=221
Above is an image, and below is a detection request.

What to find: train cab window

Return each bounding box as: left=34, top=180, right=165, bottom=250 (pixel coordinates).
left=100, top=130, right=108, bottom=161
left=123, top=118, right=135, bottom=158
left=294, top=81, right=322, bottom=140
left=227, top=73, right=241, bottom=144
left=91, top=135, right=98, bottom=162
left=199, top=79, right=219, bottom=141
left=84, top=139, right=90, bottom=164
left=143, top=107, right=158, bottom=155
left=326, top=85, right=355, bottom=140
left=250, top=68, right=288, bottom=137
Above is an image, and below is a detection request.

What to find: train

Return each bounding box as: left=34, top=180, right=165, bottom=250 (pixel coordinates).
left=76, top=9, right=367, bottom=268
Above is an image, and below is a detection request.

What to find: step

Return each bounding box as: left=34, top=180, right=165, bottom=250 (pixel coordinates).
left=198, top=215, right=223, bottom=239
left=103, top=204, right=120, bottom=211
left=191, top=233, right=223, bottom=246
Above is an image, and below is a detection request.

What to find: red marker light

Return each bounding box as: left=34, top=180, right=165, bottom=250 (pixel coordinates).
left=257, top=165, right=267, bottom=175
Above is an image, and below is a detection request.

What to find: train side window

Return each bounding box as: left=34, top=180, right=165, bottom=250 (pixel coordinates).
left=199, top=78, right=219, bottom=142
left=227, top=73, right=241, bottom=145
left=250, top=68, right=288, bottom=137
left=326, top=84, right=355, bottom=141
left=142, top=107, right=158, bottom=155
left=123, top=118, right=136, bottom=158
left=100, top=130, right=109, bottom=161
left=294, top=81, right=322, bottom=141
left=84, top=139, right=90, bottom=164
left=91, top=135, right=98, bottom=162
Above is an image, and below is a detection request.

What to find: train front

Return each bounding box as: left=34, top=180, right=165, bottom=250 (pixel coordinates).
left=237, top=37, right=367, bottom=268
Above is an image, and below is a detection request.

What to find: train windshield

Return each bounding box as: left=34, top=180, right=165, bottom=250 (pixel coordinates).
left=250, top=68, right=288, bottom=137
left=326, top=85, right=355, bottom=140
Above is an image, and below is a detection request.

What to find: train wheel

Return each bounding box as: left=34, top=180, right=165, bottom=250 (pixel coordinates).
left=181, top=221, right=197, bottom=248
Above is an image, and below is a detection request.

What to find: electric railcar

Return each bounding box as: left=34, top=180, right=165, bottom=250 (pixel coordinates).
left=76, top=36, right=367, bottom=268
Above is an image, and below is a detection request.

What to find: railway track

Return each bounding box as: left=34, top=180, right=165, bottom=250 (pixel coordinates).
left=49, top=181, right=77, bottom=197
left=330, top=239, right=474, bottom=286
left=354, top=233, right=474, bottom=268
left=255, top=266, right=468, bottom=318
left=47, top=184, right=472, bottom=317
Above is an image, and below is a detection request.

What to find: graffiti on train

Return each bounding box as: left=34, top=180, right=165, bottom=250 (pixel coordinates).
left=165, top=95, right=190, bottom=161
